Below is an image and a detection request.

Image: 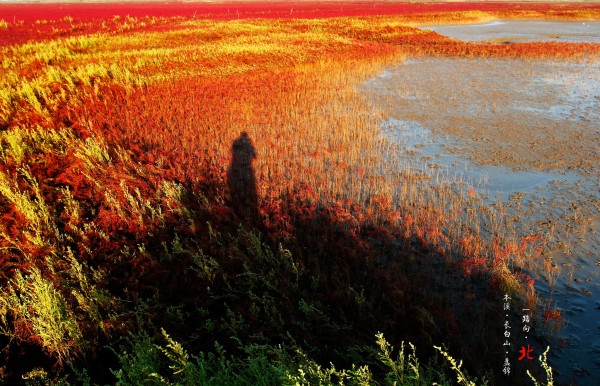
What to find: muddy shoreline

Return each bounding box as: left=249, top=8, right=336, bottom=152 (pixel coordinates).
left=361, top=55, right=600, bottom=384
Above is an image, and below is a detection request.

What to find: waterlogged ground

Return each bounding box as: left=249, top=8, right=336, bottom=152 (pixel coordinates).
left=361, top=23, right=600, bottom=386
left=424, top=20, right=600, bottom=43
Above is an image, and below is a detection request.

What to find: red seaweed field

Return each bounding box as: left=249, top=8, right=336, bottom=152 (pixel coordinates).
left=2, top=1, right=598, bottom=23
left=0, top=2, right=598, bottom=385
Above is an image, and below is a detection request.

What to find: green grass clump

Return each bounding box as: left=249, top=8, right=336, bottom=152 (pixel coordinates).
left=527, top=347, right=553, bottom=386
left=0, top=264, right=82, bottom=363
left=109, top=330, right=484, bottom=386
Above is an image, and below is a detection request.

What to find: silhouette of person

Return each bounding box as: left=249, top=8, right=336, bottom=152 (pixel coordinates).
left=227, top=132, right=258, bottom=219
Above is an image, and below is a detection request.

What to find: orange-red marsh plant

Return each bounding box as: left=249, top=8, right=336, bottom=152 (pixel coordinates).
left=0, top=8, right=595, bottom=384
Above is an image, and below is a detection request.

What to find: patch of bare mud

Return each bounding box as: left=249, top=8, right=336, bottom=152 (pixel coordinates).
left=423, top=20, right=600, bottom=44
left=366, top=58, right=600, bottom=177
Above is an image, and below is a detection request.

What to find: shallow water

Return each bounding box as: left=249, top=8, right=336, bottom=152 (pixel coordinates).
left=423, top=20, right=600, bottom=43
left=380, top=117, right=580, bottom=199
left=363, top=57, right=600, bottom=175
left=361, top=54, right=600, bottom=385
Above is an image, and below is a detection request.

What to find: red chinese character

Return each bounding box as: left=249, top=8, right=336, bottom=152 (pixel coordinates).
left=518, top=344, right=534, bottom=361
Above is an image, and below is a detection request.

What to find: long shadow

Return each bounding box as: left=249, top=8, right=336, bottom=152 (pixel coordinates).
left=107, top=181, right=537, bottom=384
left=2, top=132, right=541, bottom=385
left=227, top=132, right=258, bottom=221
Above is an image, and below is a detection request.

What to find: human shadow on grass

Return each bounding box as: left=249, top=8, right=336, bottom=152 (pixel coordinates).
left=227, top=132, right=258, bottom=221
left=0, top=137, right=540, bottom=385
left=108, top=180, right=537, bottom=385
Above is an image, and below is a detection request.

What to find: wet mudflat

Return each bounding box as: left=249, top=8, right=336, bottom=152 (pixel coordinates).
left=361, top=24, right=599, bottom=385
left=423, top=20, right=600, bottom=43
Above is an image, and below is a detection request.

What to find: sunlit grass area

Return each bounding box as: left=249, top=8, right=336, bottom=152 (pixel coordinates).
left=0, top=4, right=597, bottom=384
